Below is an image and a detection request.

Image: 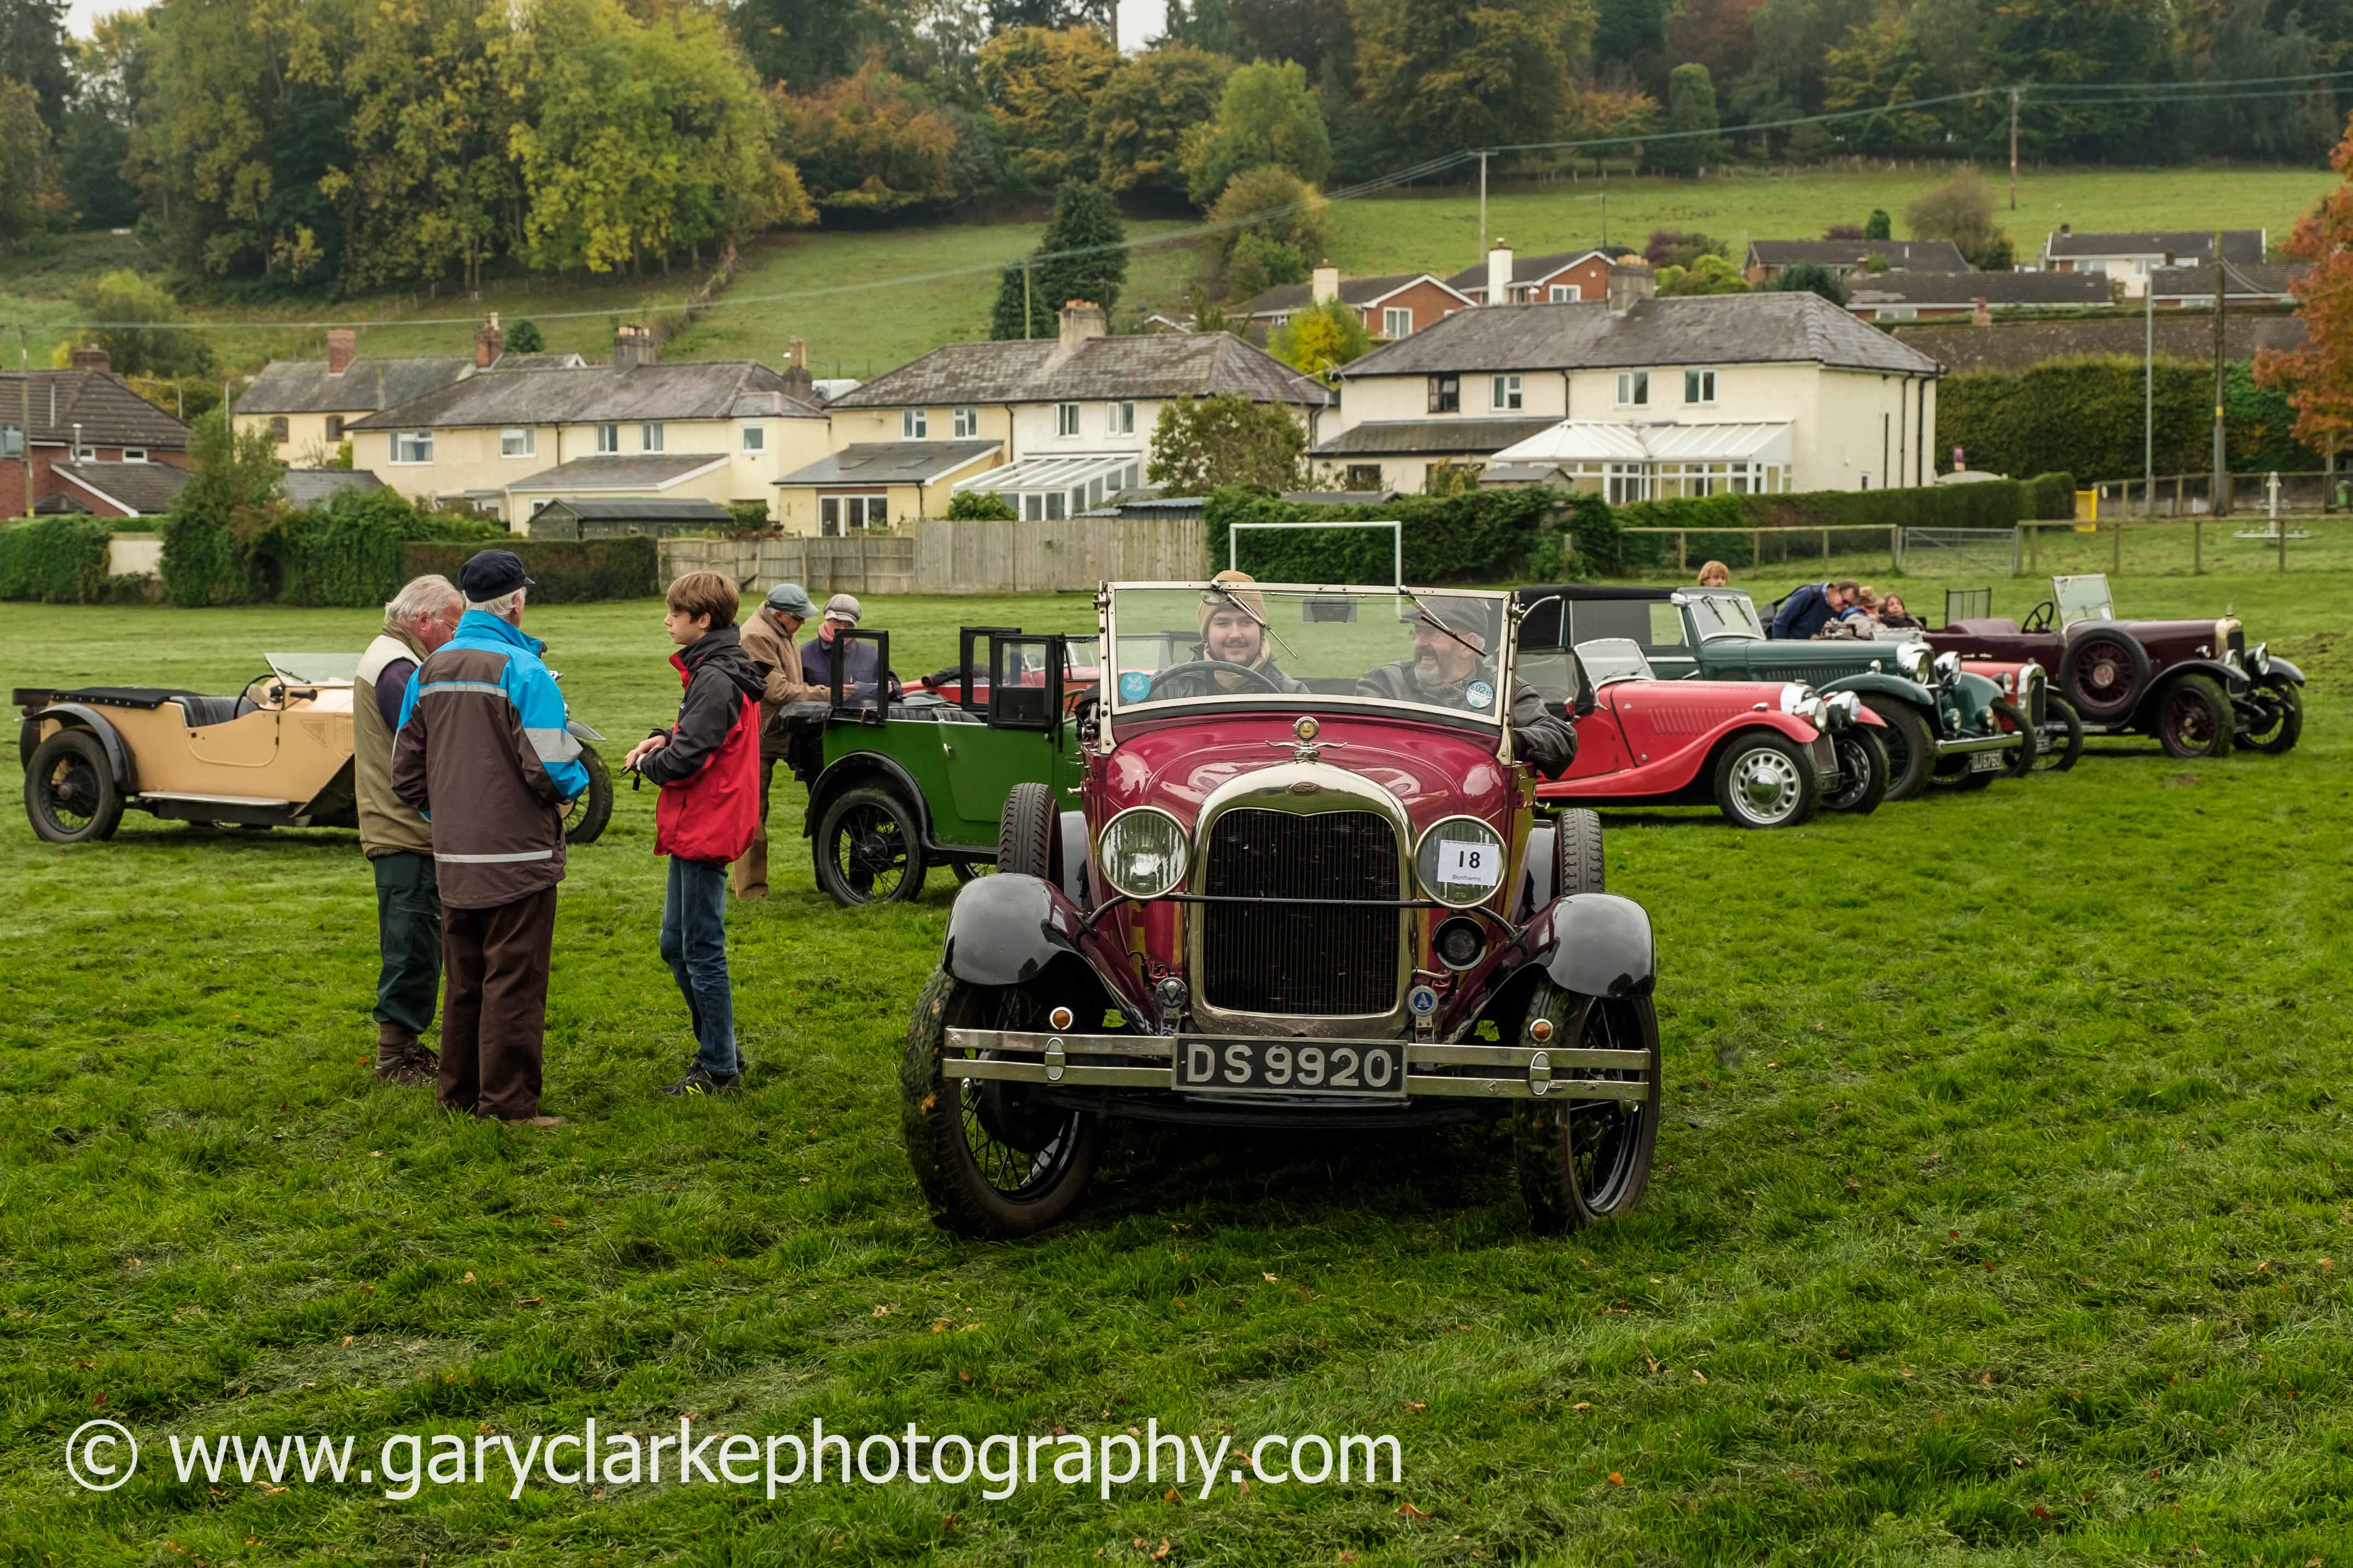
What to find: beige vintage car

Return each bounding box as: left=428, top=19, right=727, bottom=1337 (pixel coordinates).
left=16, top=652, right=613, bottom=845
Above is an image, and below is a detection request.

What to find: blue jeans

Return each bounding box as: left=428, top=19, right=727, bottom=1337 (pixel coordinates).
left=660, top=856, right=738, bottom=1079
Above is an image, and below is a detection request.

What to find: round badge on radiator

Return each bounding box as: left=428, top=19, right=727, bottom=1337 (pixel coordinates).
left=1407, top=984, right=1439, bottom=1017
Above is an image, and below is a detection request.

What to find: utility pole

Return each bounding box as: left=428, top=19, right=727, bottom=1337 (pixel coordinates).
left=1478, top=151, right=1489, bottom=267
left=1023, top=261, right=1033, bottom=341
left=18, top=325, right=31, bottom=522
left=2143, top=281, right=2153, bottom=515
left=1600, top=191, right=1608, bottom=248
left=2007, top=89, right=2020, bottom=212
left=2211, top=232, right=2228, bottom=518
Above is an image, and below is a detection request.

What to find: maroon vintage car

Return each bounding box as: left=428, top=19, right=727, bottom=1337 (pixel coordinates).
left=1528, top=638, right=1891, bottom=826
left=901, top=581, right=1659, bottom=1238
left=1926, top=575, right=2304, bottom=759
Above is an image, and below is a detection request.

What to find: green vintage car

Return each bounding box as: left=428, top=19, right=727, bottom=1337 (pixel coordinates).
left=792, top=627, right=1091, bottom=905
left=1514, top=585, right=2027, bottom=800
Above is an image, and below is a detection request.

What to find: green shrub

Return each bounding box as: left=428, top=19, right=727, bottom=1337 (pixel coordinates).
left=946, top=489, right=1018, bottom=521
left=398, top=537, right=659, bottom=603
left=1939, top=355, right=2316, bottom=482
left=0, top=516, right=115, bottom=602
left=1204, top=487, right=1571, bottom=585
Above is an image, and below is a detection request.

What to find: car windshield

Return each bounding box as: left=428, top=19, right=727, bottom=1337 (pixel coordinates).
left=2053, top=574, right=2114, bottom=627
left=1573, top=638, right=1653, bottom=686
left=266, top=652, right=359, bottom=685
left=1105, top=584, right=1510, bottom=722
left=1684, top=592, right=1767, bottom=642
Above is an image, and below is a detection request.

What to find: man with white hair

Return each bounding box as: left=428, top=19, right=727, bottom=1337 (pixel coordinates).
left=355, top=574, right=464, bottom=1085
left=392, top=550, right=587, bottom=1127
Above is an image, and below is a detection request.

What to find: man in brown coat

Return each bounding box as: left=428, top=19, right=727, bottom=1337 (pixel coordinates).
left=354, top=573, right=464, bottom=1085
left=733, top=581, right=826, bottom=899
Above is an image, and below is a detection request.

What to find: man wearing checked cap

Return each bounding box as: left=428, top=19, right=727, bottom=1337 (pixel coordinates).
left=733, top=582, right=828, bottom=898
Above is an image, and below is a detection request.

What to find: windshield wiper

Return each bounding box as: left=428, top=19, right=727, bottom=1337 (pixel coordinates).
left=1398, top=586, right=1488, bottom=661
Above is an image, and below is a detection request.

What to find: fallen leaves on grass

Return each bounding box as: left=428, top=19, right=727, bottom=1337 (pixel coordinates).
left=1606, top=1472, right=1624, bottom=1486
left=1395, top=1502, right=1428, bottom=1520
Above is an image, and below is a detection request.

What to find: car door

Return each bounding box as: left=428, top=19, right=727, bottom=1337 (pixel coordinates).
left=1565, top=684, right=1640, bottom=779
left=1640, top=601, right=1700, bottom=681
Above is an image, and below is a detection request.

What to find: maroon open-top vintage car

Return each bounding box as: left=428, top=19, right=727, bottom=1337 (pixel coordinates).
left=900, top=581, right=1660, bottom=1237
left=1926, top=575, right=2304, bottom=759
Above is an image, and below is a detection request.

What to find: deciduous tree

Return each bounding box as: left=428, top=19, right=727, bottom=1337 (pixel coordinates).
left=2256, top=114, right=2353, bottom=457
left=77, top=269, right=213, bottom=377
left=1649, top=62, right=1719, bottom=174
left=1147, top=393, right=1308, bottom=493
left=1269, top=298, right=1372, bottom=382
left=1655, top=253, right=1748, bottom=294
left=773, top=59, right=959, bottom=215
left=1180, top=58, right=1331, bottom=208
left=1088, top=44, right=1233, bottom=209
left=1767, top=261, right=1847, bottom=304
left=1350, top=0, right=1573, bottom=153
left=1905, top=171, right=2009, bottom=269
left=0, top=0, right=72, bottom=129
left=1198, top=165, right=1328, bottom=299
left=0, top=76, right=63, bottom=252
left=978, top=25, right=1117, bottom=188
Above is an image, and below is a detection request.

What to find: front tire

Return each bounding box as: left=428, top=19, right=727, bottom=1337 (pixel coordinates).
left=24, top=729, right=124, bottom=844
left=1860, top=697, right=1933, bottom=802
left=814, top=785, right=928, bottom=905
left=1991, top=698, right=2037, bottom=780
left=997, top=780, right=1058, bottom=880
left=1712, top=731, right=1818, bottom=829
left=902, top=968, right=1103, bottom=1237
left=562, top=747, right=613, bottom=846
left=2156, top=675, right=2234, bottom=760
left=1513, top=983, right=1659, bottom=1232
left=1820, top=726, right=1888, bottom=815
left=1555, top=807, right=1604, bottom=894
left=2035, top=695, right=2085, bottom=772
left=2238, top=679, right=2303, bottom=755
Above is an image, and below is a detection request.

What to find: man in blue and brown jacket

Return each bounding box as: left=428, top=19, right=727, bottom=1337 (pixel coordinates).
left=392, top=550, right=587, bottom=1127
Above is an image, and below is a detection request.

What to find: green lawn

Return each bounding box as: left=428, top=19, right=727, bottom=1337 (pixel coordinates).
left=2, top=572, right=2348, bottom=1564
left=0, top=164, right=2333, bottom=382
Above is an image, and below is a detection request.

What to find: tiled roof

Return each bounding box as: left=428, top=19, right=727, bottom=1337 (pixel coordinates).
left=1242, top=273, right=1468, bottom=316
left=281, top=468, right=388, bottom=506
left=347, top=362, right=822, bottom=431
left=238, top=357, right=476, bottom=415
left=1889, top=314, right=2304, bottom=373
left=0, top=370, right=193, bottom=449
left=1337, top=293, right=1942, bottom=378
left=2146, top=261, right=2302, bottom=299
left=50, top=460, right=191, bottom=515
left=2044, top=229, right=2263, bottom=264
left=1746, top=240, right=1970, bottom=271
left=776, top=440, right=1002, bottom=487
left=487, top=352, right=588, bottom=372
left=826, top=332, right=1327, bottom=409
left=1442, top=249, right=1610, bottom=293
left=1847, top=271, right=2113, bottom=308
left=534, top=498, right=732, bottom=522
left=503, top=453, right=730, bottom=491
left=1310, top=417, right=1560, bottom=457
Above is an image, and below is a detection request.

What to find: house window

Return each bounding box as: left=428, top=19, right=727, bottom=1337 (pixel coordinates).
left=393, top=431, right=434, bottom=464
left=641, top=423, right=664, bottom=452
left=73, top=445, right=97, bottom=461
left=121, top=448, right=146, bottom=463
left=1491, top=375, right=1522, bottom=411
left=953, top=406, right=978, bottom=438
left=1616, top=371, right=1649, bottom=407
left=903, top=409, right=927, bottom=439
left=1056, top=403, right=1080, bottom=437
left=323, top=416, right=344, bottom=442
left=499, top=427, right=536, bottom=458
left=595, top=424, right=619, bottom=453
left=1272, top=313, right=1291, bottom=327
left=1549, top=284, right=1581, bottom=302
left=818, top=494, right=888, bottom=535
left=1683, top=369, right=1717, bottom=405
left=1344, top=463, right=1383, bottom=489
left=1108, top=401, right=1135, bottom=435
left=268, top=416, right=289, bottom=441
left=742, top=425, right=765, bottom=452
left=0, top=427, right=20, bottom=459
left=1382, top=306, right=1413, bottom=338
left=1428, top=375, right=1460, bottom=414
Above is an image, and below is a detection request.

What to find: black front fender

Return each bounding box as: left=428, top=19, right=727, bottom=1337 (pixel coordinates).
left=939, top=875, right=1153, bottom=1029
left=1535, top=893, right=1656, bottom=1000
left=19, top=704, right=136, bottom=791
left=2264, top=657, right=2306, bottom=687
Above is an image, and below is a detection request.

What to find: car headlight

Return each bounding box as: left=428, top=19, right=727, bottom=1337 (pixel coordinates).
left=1826, top=691, right=1861, bottom=725
left=1097, top=807, right=1190, bottom=900
left=1932, top=651, right=1960, bottom=685
left=2252, top=642, right=2271, bottom=677
left=1776, top=684, right=1827, bottom=725
left=1896, top=643, right=1930, bottom=680
left=1416, top=817, right=1508, bottom=908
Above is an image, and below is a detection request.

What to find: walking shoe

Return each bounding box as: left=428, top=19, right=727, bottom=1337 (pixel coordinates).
left=489, top=1114, right=567, bottom=1128
left=684, top=1051, right=751, bottom=1079
left=374, top=1024, right=435, bottom=1087
left=663, top=1064, right=742, bottom=1096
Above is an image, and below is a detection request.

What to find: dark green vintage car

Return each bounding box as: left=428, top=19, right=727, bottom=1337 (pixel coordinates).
left=791, top=627, right=1090, bottom=905
left=1514, top=586, right=2027, bottom=801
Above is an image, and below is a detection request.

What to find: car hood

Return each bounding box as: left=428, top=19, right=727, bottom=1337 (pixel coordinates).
left=1102, top=713, right=1515, bottom=828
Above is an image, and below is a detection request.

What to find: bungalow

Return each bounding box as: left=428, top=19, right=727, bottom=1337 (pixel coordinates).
left=821, top=302, right=1326, bottom=523
left=1845, top=270, right=2113, bottom=322
left=1743, top=239, right=1969, bottom=283
left=1443, top=244, right=1616, bottom=305
left=1321, top=259, right=1943, bottom=498
left=2146, top=261, right=2301, bottom=308
left=1240, top=267, right=1474, bottom=339
left=344, top=328, right=829, bottom=525
left=774, top=441, right=1002, bottom=537
left=524, top=497, right=735, bottom=541
left=2039, top=226, right=2265, bottom=298
left=36, top=459, right=191, bottom=518
left=1, top=349, right=193, bottom=519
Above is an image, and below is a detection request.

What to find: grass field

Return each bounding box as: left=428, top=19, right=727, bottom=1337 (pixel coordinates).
left=3, top=569, right=2349, bottom=1564
left=1, top=164, right=2334, bottom=381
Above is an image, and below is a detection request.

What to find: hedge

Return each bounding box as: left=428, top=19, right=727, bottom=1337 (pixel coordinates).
left=1939, top=355, right=2314, bottom=482
left=163, top=489, right=513, bottom=608
left=0, top=516, right=116, bottom=603
left=399, top=537, right=659, bottom=604
left=1618, top=471, right=2075, bottom=535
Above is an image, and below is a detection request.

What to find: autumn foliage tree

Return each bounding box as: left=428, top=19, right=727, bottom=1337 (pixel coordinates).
left=2256, top=114, right=2353, bottom=457
left=1269, top=299, right=1373, bottom=383
left=1088, top=44, right=1232, bottom=209
left=1147, top=394, right=1309, bottom=493
left=772, top=59, right=958, bottom=215
left=978, top=25, right=1117, bottom=188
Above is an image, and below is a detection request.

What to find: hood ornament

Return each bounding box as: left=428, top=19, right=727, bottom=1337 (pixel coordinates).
left=1266, top=713, right=1347, bottom=764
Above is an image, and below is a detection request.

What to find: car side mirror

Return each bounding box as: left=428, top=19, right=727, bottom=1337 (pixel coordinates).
left=1568, top=653, right=1598, bottom=719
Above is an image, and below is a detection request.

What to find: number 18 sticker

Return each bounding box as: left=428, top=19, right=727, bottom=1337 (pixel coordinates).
left=1438, top=838, right=1501, bottom=889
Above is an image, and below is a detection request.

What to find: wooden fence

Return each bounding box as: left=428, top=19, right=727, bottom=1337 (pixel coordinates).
left=660, top=535, right=916, bottom=596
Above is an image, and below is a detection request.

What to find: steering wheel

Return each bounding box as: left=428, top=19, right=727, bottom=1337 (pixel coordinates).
left=2021, top=601, right=2056, bottom=633
left=1146, top=660, right=1285, bottom=697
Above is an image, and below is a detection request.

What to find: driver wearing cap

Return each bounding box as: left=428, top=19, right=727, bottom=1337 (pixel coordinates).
left=1149, top=570, right=1307, bottom=699
left=1356, top=597, right=1577, bottom=779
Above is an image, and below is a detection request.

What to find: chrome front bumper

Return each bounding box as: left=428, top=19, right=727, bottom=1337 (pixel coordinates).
left=941, top=1028, right=1652, bottom=1102
left=1931, top=732, right=2024, bottom=757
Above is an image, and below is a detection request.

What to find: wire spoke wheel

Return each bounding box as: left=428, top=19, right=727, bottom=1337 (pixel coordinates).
left=1564, top=999, right=1653, bottom=1216
left=40, top=754, right=102, bottom=833
left=1513, top=983, right=1660, bottom=1232
left=2236, top=681, right=2302, bottom=755
left=2156, top=676, right=2233, bottom=760
left=814, top=786, right=927, bottom=906
left=23, top=729, right=124, bottom=844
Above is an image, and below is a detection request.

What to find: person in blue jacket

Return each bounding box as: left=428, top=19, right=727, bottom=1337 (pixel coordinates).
left=1770, top=579, right=1857, bottom=640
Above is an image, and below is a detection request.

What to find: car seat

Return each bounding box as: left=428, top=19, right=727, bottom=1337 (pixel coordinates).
left=171, top=693, right=259, bottom=727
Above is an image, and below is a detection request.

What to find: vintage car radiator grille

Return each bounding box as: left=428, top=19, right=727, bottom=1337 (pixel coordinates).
left=1200, top=807, right=1401, bottom=1016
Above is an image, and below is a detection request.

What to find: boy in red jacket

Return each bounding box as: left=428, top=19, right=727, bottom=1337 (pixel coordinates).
left=624, top=572, right=766, bottom=1095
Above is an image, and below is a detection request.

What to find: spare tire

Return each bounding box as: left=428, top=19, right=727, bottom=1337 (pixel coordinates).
left=2059, top=627, right=2151, bottom=721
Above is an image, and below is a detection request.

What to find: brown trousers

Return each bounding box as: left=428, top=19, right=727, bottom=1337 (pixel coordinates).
left=732, top=756, right=777, bottom=896
left=437, top=885, right=559, bottom=1121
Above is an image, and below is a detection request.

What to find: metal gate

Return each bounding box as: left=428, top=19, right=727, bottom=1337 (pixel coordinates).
left=1899, top=527, right=2018, bottom=578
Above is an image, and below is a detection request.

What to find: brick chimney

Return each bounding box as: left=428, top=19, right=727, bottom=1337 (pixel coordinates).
left=475, top=311, right=504, bottom=369
left=69, top=346, right=111, bottom=373
left=1972, top=296, right=1991, bottom=327
left=613, top=323, right=658, bottom=370
left=1486, top=241, right=1513, bottom=305
left=326, top=328, right=356, bottom=375
left=781, top=336, right=815, bottom=401
left=1053, top=300, right=1107, bottom=361
left=1607, top=258, right=1656, bottom=316
left=1311, top=264, right=1340, bottom=305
